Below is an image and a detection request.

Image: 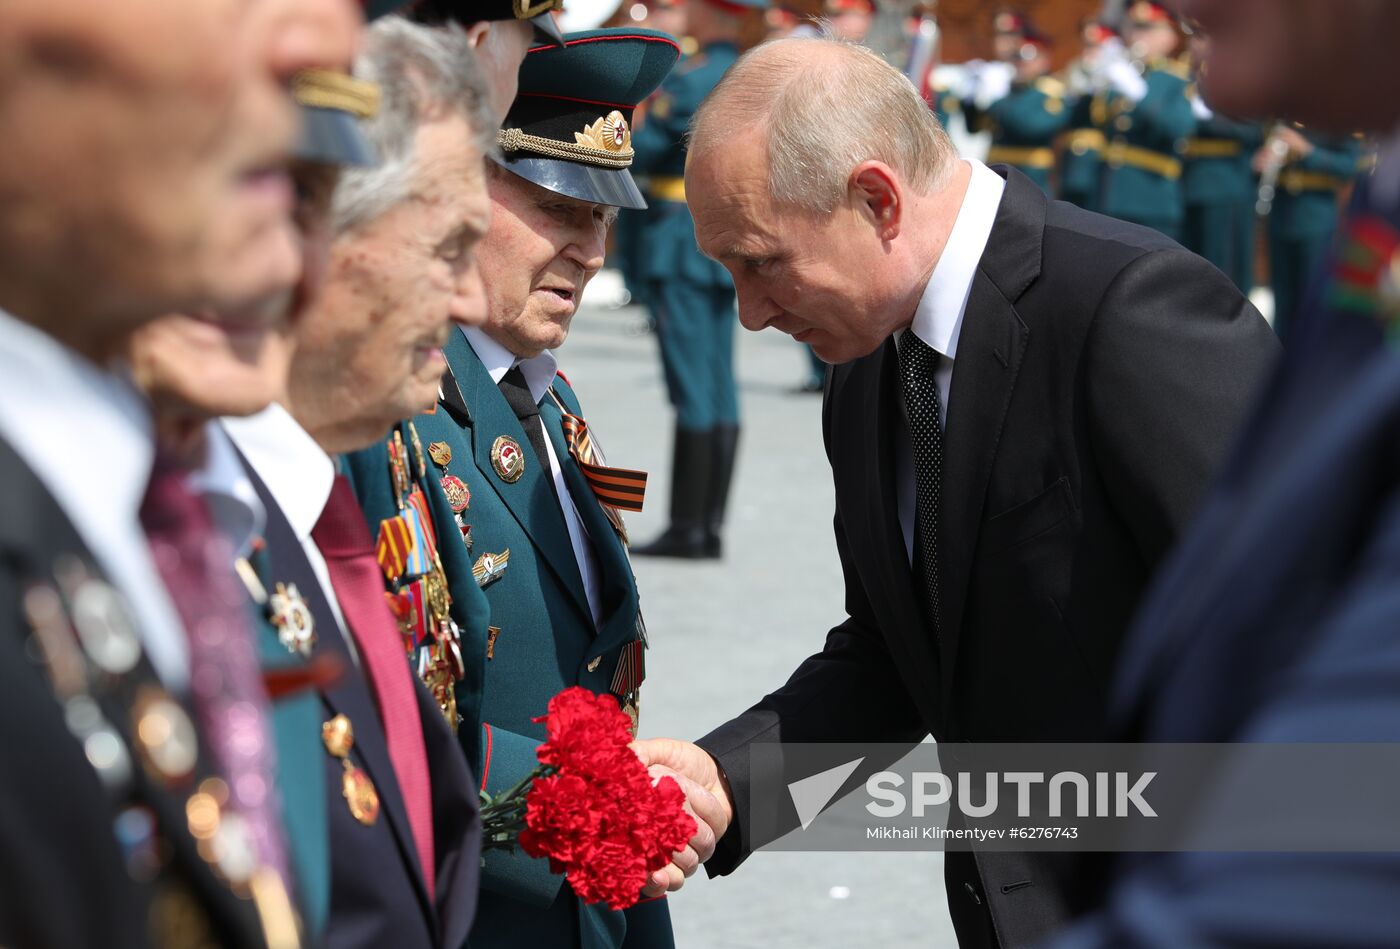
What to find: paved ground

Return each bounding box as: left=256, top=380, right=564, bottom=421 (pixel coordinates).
left=561, top=283, right=959, bottom=949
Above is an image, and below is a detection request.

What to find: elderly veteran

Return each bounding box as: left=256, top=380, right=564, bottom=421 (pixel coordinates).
left=340, top=27, right=701, bottom=949
left=128, top=66, right=381, bottom=945
left=223, top=17, right=495, bottom=949
left=0, top=2, right=358, bottom=948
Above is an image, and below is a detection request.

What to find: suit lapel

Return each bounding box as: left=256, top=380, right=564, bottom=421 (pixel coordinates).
left=445, top=332, right=592, bottom=625
left=240, top=456, right=436, bottom=925
left=936, top=168, right=1040, bottom=719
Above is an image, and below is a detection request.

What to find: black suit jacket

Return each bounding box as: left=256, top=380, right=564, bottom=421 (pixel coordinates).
left=243, top=461, right=480, bottom=949
left=0, top=436, right=269, bottom=949
left=698, top=167, right=1281, bottom=946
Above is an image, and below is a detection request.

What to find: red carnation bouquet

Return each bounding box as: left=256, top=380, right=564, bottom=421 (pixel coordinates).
left=479, top=687, right=697, bottom=909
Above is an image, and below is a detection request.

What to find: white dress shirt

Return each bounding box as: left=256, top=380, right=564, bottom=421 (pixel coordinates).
left=0, top=308, right=190, bottom=688
left=895, top=159, right=1007, bottom=563
left=464, top=326, right=604, bottom=628
left=222, top=403, right=356, bottom=662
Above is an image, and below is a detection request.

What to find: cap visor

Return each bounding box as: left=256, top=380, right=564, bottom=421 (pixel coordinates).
left=531, top=12, right=566, bottom=46
left=494, top=154, right=647, bottom=210
left=295, top=106, right=378, bottom=167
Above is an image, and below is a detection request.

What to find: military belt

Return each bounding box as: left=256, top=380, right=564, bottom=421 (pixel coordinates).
left=1062, top=128, right=1106, bottom=156
left=1183, top=138, right=1244, bottom=159
left=1104, top=141, right=1182, bottom=180
left=986, top=146, right=1056, bottom=170
left=1278, top=169, right=1348, bottom=193
left=649, top=175, right=687, bottom=203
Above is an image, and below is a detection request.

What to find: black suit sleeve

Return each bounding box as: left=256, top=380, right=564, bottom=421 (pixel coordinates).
left=1084, top=248, right=1280, bottom=565
left=697, top=391, right=927, bottom=876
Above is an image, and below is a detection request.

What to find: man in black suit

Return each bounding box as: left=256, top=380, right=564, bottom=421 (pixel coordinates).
left=634, top=36, right=1280, bottom=947
left=0, top=2, right=358, bottom=947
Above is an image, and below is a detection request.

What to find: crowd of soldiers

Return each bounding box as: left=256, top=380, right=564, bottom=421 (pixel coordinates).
left=935, top=1, right=1366, bottom=339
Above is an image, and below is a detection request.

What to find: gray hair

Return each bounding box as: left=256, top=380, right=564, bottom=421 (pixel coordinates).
left=331, top=16, right=495, bottom=235
left=689, top=35, right=956, bottom=213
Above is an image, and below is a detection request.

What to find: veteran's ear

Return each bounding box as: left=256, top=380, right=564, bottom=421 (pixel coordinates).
left=848, top=161, right=902, bottom=243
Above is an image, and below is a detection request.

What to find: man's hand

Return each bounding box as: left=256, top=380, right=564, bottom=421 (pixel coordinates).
left=631, top=738, right=735, bottom=898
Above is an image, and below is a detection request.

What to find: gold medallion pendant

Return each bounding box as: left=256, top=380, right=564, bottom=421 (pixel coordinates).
left=322, top=714, right=379, bottom=825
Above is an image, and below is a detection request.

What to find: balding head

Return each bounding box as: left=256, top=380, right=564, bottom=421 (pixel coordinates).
left=689, top=37, right=956, bottom=213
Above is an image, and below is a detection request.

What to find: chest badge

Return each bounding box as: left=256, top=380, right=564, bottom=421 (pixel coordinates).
left=491, top=435, right=526, bottom=483
left=323, top=714, right=379, bottom=826
left=472, top=549, right=511, bottom=588
left=268, top=582, right=316, bottom=657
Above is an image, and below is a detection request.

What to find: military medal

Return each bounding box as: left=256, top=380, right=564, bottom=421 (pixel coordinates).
left=69, top=576, right=142, bottom=676
left=267, top=582, right=316, bottom=657
left=491, top=435, right=525, bottom=483
left=1333, top=215, right=1400, bottom=338
left=132, top=687, right=199, bottom=784
left=472, top=549, right=510, bottom=588
left=406, top=421, right=428, bottom=479
left=427, top=441, right=453, bottom=467
left=440, top=475, right=470, bottom=513
left=486, top=626, right=501, bottom=660
left=322, top=714, right=379, bottom=825
left=388, top=430, right=412, bottom=506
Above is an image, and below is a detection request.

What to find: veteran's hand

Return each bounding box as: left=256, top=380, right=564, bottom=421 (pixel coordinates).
left=632, top=737, right=734, bottom=897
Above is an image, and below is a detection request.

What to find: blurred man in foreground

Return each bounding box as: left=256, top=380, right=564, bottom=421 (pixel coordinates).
left=1046, top=0, right=1400, bottom=941
left=0, top=2, right=358, bottom=946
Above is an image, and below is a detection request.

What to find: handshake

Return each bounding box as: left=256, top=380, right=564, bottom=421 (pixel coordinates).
left=632, top=738, right=736, bottom=898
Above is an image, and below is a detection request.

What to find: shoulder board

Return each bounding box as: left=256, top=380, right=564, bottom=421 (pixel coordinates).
left=1156, top=59, right=1192, bottom=80
left=1035, top=76, right=1067, bottom=98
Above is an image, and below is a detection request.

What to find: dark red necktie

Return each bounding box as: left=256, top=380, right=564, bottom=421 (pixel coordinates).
left=312, top=475, right=435, bottom=897
left=139, top=452, right=291, bottom=889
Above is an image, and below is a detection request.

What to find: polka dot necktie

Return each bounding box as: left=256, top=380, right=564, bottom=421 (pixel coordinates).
left=898, top=332, right=943, bottom=640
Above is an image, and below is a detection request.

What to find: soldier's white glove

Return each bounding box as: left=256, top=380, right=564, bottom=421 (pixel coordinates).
left=954, top=60, right=984, bottom=101
left=1104, top=58, right=1148, bottom=102
left=1191, top=93, right=1214, bottom=121
left=973, top=61, right=1013, bottom=108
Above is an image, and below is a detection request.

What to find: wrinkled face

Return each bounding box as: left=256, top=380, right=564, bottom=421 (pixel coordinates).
left=1176, top=0, right=1400, bottom=130
left=291, top=113, right=491, bottom=452
left=0, top=0, right=360, bottom=356
left=128, top=161, right=342, bottom=422
left=993, top=30, right=1022, bottom=62
left=477, top=167, right=616, bottom=359
left=688, top=140, right=907, bottom=364
left=1015, top=47, right=1049, bottom=82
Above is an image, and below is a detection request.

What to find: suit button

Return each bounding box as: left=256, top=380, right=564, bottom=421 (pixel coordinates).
left=964, top=882, right=983, bottom=905
left=587, top=656, right=601, bottom=672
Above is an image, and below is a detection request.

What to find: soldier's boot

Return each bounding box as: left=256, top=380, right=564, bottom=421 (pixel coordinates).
left=703, top=424, right=740, bottom=558
left=633, top=426, right=714, bottom=559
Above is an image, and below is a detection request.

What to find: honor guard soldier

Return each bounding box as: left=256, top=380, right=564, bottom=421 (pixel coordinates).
left=343, top=28, right=683, bottom=948
left=1091, top=0, right=1197, bottom=239
left=1058, top=19, right=1115, bottom=210
left=1180, top=29, right=1264, bottom=292
left=966, top=28, right=1068, bottom=195
left=1258, top=123, right=1364, bottom=339
left=631, top=0, right=765, bottom=560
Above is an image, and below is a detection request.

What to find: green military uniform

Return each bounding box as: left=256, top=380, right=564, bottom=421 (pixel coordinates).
left=968, top=75, right=1070, bottom=194
left=1097, top=57, right=1196, bottom=239
left=1182, top=112, right=1264, bottom=291
left=346, top=27, right=680, bottom=949
left=1267, top=128, right=1362, bottom=340
left=1058, top=92, right=1106, bottom=210
left=630, top=32, right=747, bottom=559
left=929, top=84, right=961, bottom=132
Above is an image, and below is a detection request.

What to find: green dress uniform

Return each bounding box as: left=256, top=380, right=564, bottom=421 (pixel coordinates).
left=967, top=76, right=1071, bottom=194
left=1267, top=129, right=1362, bottom=340
left=929, top=84, right=961, bottom=132
left=629, top=37, right=744, bottom=559
left=346, top=27, right=680, bottom=949
left=1097, top=57, right=1196, bottom=240
left=1182, top=112, right=1265, bottom=291
left=1058, top=92, right=1106, bottom=210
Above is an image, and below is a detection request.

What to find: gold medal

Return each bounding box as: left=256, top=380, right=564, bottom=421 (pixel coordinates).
left=133, top=687, right=199, bottom=784
left=322, top=714, right=379, bottom=825
left=427, top=441, right=453, bottom=467
left=491, top=435, right=525, bottom=483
